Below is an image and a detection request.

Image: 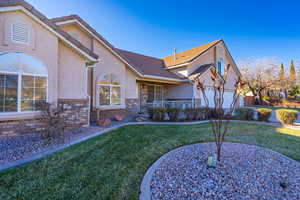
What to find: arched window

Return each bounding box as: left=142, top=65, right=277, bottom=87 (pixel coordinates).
left=217, top=58, right=225, bottom=75
left=0, top=52, right=48, bottom=113
left=97, top=74, right=121, bottom=106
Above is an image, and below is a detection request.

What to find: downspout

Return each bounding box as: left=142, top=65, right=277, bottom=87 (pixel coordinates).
left=85, top=61, right=96, bottom=126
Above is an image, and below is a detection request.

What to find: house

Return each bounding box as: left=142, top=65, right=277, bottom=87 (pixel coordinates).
left=0, top=0, right=241, bottom=135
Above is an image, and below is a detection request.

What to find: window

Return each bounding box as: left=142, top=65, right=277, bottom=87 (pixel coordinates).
left=146, top=85, right=163, bottom=103
left=0, top=52, right=48, bottom=113
left=0, top=74, right=18, bottom=112
left=11, top=23, right=30, bottom=44
left=217, top=58, right=224, bottom=75
left=21, top=76, right=47, bottom=111
left=97, top=74, right=121, bottom=106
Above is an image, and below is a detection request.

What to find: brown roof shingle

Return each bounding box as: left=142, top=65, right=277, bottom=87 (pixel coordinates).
left=190, top=63, right=213, bottom=77
left=0, top=0, right=98, bottom=61
left=162, top=40, right=221, bottom=67
left=115, top=49, right=183, bottom=80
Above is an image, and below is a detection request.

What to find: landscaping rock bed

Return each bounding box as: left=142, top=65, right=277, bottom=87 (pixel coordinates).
left=0, top=118, right=134, bottom=167
left=150, top=143, right=300, bottom=200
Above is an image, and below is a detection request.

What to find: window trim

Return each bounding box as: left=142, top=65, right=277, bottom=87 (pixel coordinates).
left=0, top=70, right=48, bottom=115
left=96, top=74, right=122, bottom=107
left=217, top=58, right=224, bottom=75
left=11, top=22, right=31, bottom=45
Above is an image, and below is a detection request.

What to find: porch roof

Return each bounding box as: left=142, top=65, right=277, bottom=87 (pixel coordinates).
left=115, top=49, right=186, bottom=81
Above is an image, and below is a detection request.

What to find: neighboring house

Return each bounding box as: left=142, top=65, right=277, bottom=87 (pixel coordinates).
left=0, top=0, right=241, bottom=135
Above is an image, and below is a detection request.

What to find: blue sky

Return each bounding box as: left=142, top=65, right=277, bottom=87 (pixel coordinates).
left=27, top=0, right=300, bottom=68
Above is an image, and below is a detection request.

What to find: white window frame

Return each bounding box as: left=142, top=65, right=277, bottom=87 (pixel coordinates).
left=11, top=22, right=30, bottom=45
left=145, top=84, right=164, bottom=103
left=217, top=58, right=225, bottom=75
left=96, top=74, right=122, bottom=107
left=0, top=70, right=48, bottom=115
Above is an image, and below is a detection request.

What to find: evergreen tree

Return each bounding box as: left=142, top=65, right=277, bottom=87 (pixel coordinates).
left=290, top=60, right=296, bottom=85
left=279, top=63, right=285, bottom=81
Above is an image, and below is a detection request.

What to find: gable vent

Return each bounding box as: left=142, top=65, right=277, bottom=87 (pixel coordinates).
left=12, top=23, right=30, bottom=44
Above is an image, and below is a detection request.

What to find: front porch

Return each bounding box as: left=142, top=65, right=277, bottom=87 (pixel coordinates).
left=138, top=81, right=197, bottom=112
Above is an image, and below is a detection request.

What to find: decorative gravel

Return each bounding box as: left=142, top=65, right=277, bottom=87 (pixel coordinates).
left=150, top=143, right=300, bottom=200
left=0, top=119, right=134, bottom=167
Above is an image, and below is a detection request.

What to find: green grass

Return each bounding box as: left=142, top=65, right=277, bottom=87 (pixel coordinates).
left=0, top=122, right=299, bottom=200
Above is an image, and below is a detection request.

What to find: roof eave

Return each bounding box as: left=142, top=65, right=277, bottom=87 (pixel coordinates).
left=0, top=5, right=98, bottom=62
left=52, top=16, right=146, bottom=77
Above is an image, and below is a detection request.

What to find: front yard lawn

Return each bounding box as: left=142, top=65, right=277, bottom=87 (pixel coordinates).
left=0, top=122, right=299, bottom=200
left=252, top=105, right=300, bottom=112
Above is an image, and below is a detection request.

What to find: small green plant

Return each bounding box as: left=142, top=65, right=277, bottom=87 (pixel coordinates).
left=234, top=108, right=255, bottom=120
left=184, top=108, right=198, bottom=121
left=257, top=108, right=272, bottom=122
left=276, top=109, right=298, bottom=125
left=166, top=107, right=181, bottom=121
left=152, top=107, right=167, bottom=121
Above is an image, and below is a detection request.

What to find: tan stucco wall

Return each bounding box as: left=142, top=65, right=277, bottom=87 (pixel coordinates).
left=0, top=11, right=59, bottom=103
left=58, top=42, right=87, bottom=99
left=167, top=41, right=239, bottom=100
left=166, top=83, right=193, bottom=99
left=59, top=23, right=93, bottom=50
left=0, top=10, right=89, bottom=121
left=189, top=42, right=238, bottom=99
left=0, top=11, right=59, bottom=120
left=92, top=40, right=126, bottom=109
left=125, top=69, right=139, bottom=99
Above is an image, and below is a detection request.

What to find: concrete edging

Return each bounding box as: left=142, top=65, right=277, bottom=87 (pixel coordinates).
left=139, top=142, right=300, bottom=200
left=0, top=120, right=279, bottom=172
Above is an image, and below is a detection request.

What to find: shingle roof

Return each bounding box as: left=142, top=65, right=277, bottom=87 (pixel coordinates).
left=115, top=49, right=183, bottom=80
left=190, top=63, right=213, bottom=77
left=162, top=40, right=221, bottom=67
left=0, top=0, right=98, bottom=61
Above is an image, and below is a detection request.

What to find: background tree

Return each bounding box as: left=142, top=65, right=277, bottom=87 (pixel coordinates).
left=239, top=57, right=278, bottom=104
left=290, top=60, right=296, bottom=86
left=196, top=64, right=243, bottom=162
left=279, top=63, right=285, bottom=81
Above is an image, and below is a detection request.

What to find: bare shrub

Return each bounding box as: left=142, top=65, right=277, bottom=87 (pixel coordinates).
left=196, top=64, right=244, bottom=161
left=36, top=102, right=66, bottom=140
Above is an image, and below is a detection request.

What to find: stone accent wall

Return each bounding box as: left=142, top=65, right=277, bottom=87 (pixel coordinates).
left=58, top=99, right=90, bottom=129
left=194, top=98, right=201, bottom=108
left=125, top=98, right=139, bottom=114
left=0, top=118, right=43, bottom=137
left=139, top=83, right=148, bottom=107
left=0, top=99, right=90, bottom=137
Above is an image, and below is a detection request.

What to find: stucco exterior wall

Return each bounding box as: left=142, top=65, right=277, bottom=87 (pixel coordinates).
left=58, top=42, right=87, bottom=99
left=125, top=69, right=139, bottom=99
left=92, top=39, right=126, bottom=109
left=0, top=10, right=59, bottom=121
left=166, top=83, right=193, bottom=99
left=189, top=42, right=239, bottom=99
left=0, top=11, right=59, bottom=103
left=59, top=23, right=93, bottom=50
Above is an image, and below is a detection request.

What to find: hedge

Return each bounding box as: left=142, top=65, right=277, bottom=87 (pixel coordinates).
left=276, top=109, right=298, bottom=125
left=257, top=108, right=272, bottom=122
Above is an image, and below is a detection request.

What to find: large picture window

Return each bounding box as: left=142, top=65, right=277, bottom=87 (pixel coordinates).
left=0, top=74, right=18, bottom=112
left=97, top=74, right=121, bottom=106
left=0, top=52, right=48, bottom=113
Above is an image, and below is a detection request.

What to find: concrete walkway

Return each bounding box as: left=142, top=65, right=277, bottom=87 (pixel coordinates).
left=0, top=120, right=280, bottom=172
